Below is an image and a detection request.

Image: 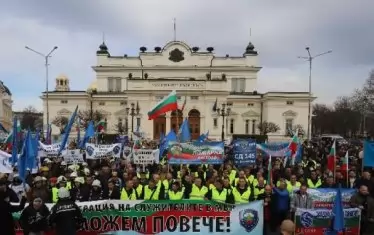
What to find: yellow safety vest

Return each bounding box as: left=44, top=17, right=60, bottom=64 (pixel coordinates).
left=287, top=181, right=301, bottom=194
left=229, top=170, right=237, bottom=184
left=66, top=182, right=72, bottom=190
left=211, top=188, right=228, bottom=203
left=137, top=172, right=150, bottom=179
left=135, top=185, right=143, bottom=197
left=253, top=186, right=265, bottom=200
left=232, top=187, right=251, bottom=204
left=247, top=175, right=255, bottom=184
left=163, top=180, right=171, bottom=191
left=189, top=184, right=208, bottom=200
left=120, top=188, right=137, bottom=200
left=307, top=179, right=322, bottom=189
left=252, top=178, right=267, bottom=187
left=168, top=190, right=184, bottom=200
left=209, top=184, right=216, bottom=190
left=52, top=187, right=59, bottom=203
left=144, top=186, right=160, bottom=200
left=194, top=172, right=206, bottom=180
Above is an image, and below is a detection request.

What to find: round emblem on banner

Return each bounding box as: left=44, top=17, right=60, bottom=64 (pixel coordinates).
left=239, top=209, right=259, bottom=232
left=113, top=145, right=120, bottom=155
left=300, top=212, right=314, bottom=227
left=86, top=146, right=94, bottom=156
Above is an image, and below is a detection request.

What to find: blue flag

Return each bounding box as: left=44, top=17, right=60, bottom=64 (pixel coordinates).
left=364, top=140, right=374, bottom=167
left=18, top=131, right=30, bottom=183
left=79, top=120, right=95, bottom=149
left=77, top=117, right=81, bottom=147
left=25, top=130, right=36, bottom=171
left=159, top=130, right=177, bottom=159
left=59, top=106, right=78, bottom=155
left=10, top=117, right=18, bottom=166
left=179, top=118, right=191, bottom=142
left=196, top=131, right=209, bottom=143
left=331, top=186, right=345, bottom=234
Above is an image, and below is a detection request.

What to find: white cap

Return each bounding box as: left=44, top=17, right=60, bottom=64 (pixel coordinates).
left=57, top=176, right=67, bottom=184
left=34, top=176, right=43, bottom=183
left=58, top=187, right=70, bottom=199
left=92, top=179, right=101, bottom=187
left=82, top=162, right=88, bottom=167
left=83, top=168, right=90, bottom=175
left=61, top=161, right=67, bottom=166
left=74, top=177, right=84, bottom=184
left=44, top=158, right=52, bottom=163
left=70, top=172, right=78, bottom=178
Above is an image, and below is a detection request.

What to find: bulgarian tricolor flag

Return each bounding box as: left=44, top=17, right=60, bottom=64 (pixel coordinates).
left=342, top=150, right=349, bottom=177
left=288, top=129, right=299, bottom=165
left=327, top=140, right=336, bottom=174
left=4, top=120, right=21, bottom=144
left=96, top=120, right=106, bottom=133
left=148, top=90, right=178, bottom=120
left=267, top=155, right=272, bottom=185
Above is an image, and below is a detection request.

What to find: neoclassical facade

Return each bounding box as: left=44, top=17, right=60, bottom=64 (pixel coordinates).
left=0, top=81, right=13, bottom=132
left=41, top=40, right=314, bottom=140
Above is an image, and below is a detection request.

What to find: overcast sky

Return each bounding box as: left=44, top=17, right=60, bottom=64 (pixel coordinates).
left=1, top=0, right=373, bottom=111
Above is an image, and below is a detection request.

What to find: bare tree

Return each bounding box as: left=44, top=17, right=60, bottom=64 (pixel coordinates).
left=20, top=106, right=42, bottom=131
left=78, top=110, right=106, bottom=128
left=52, top=116, right=69, bottom=134
left=257, top=121, right=280, bottom=135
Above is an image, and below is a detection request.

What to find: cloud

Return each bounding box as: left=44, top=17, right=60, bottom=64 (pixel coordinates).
left=0, top=0, right=373, bottom=111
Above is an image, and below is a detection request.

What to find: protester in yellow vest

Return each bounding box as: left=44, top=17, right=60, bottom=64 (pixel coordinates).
left=253, top=177, right=266, bottom=200
left=232, top=177, right=252, bottom=204
left=233, top=171, right=248, bottom=187
left=204, top=180, right=234, bottom=204
left=120, top=180, right=137, bottom=200
left=286, top=175, right=301, bottom=194
left=186, top=178, right=208, bottom=200
left=250, top=171, right=267, bottom=187
left=307, top=171, right=322, bottom=189
left=226, top=164, right=237, bottom=184
left=132, top=176, right=143, bottom=199
left=143, top=180, right=163, bottom=200
left=167, top=182, right=184, bottom=200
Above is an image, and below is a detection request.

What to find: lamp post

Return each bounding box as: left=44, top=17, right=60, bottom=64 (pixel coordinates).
left=25, top=46, right=58, bottom=131
left=216, top=103, right=231, bottom=141
left=125, top=106, right=130, bottom=135
left=129, top=102, right=140, bottom=140
left=298, top=47, right=332, bottom=140
left=88, top=89, right=97, bottom=120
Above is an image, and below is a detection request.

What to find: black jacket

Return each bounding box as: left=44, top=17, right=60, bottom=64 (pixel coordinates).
left=49, top=199, right=84, bottom=235
left=19, top=204, right=50, bottom=234
left=0, top=195, right=27, bottom=235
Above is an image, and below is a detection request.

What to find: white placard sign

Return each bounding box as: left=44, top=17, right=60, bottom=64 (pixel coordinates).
left=85, top=143, right=122, bottom=159
left=63, top=149, right=84, bottom=164
left=38, top=142, right=66, bottom=157
left=132, top=149, right=157, bottom=165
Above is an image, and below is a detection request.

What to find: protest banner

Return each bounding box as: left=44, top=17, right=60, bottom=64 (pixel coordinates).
left=38, top=142, right=66, bottom=157
left=233, top=139, right=256, bottom=165
left=256, top=142, right=290, bottom=157
left=295, top=208, right=360, bottom=235
left=14, top=200, right=263, bottom=235
left=167, top=141, right=224, bottom=165
left=63, top=149, right=85, bottom=164
left=296, top=188, right=355, bottom=209
left=85, top=143, right=122, bottom=159
left=132, top=149, right=157, bottom=165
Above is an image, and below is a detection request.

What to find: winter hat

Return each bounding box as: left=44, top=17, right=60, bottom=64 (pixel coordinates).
left=92, top=179, right=101, bottom=187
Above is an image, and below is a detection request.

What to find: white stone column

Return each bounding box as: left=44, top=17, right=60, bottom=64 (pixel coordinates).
left=166, top=114, right=171, bottom=133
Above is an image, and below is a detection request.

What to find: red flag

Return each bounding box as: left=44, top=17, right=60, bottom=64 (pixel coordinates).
left=327, top=141, right=336, bottom=173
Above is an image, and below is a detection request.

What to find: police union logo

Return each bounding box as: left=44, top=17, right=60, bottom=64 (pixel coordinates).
left=112, top=145, right=120, bottom=155
left=300, top=212, right=314, bottom=227
left=86, top=146, right=94, bottom=156
left=239, top=209, right=259, bottom=232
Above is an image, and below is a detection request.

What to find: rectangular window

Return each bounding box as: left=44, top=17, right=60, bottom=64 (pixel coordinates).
left=252, top=120, right=256, bottom=134
left=190, top=96, right=199, bottom=100
left=60, top=100, right=68, bottom=104
left=230, top=119, right=234, bottom=134
left=231, top=78, right=238, bottom=92
left=285, top=119, right=293, bottom=134
left=136, top=117, right=141, bottom=127
left=245, top=120, right=249, bottom=134
left=213, top=118, right=218, bottom=128
left=116, top=78, right=121, bottom=92
left=247, top=103, right=254, bottom=107
left=120, top=101, right=127, bottom=106
left=239, top=78, right=246, bottom=92
left=286, top=101, right=294, bottom=105
left=108, top=78, right=114, bottom=91
left=99, top=102, right=105, bottom=106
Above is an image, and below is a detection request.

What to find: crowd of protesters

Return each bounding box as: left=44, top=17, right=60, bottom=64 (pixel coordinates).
left=0, top=137, right=372, bottom=235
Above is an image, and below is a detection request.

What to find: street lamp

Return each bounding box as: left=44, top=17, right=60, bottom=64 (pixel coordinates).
left=216, top=103, right=231, bottom=141
left=88, top=88, right=97, bottom=120
left=129, top=102, right=140, bottom=140
left=25, top=46, right=58, bottom=130
left=298, top=47, right=332, bottom=140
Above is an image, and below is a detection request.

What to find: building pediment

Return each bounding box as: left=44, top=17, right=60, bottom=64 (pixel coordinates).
left=283, top=110, right=297, bottom=117
left=57, top=108, right=72, bottom=115
left=241, top=110, right=260, bottom=117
